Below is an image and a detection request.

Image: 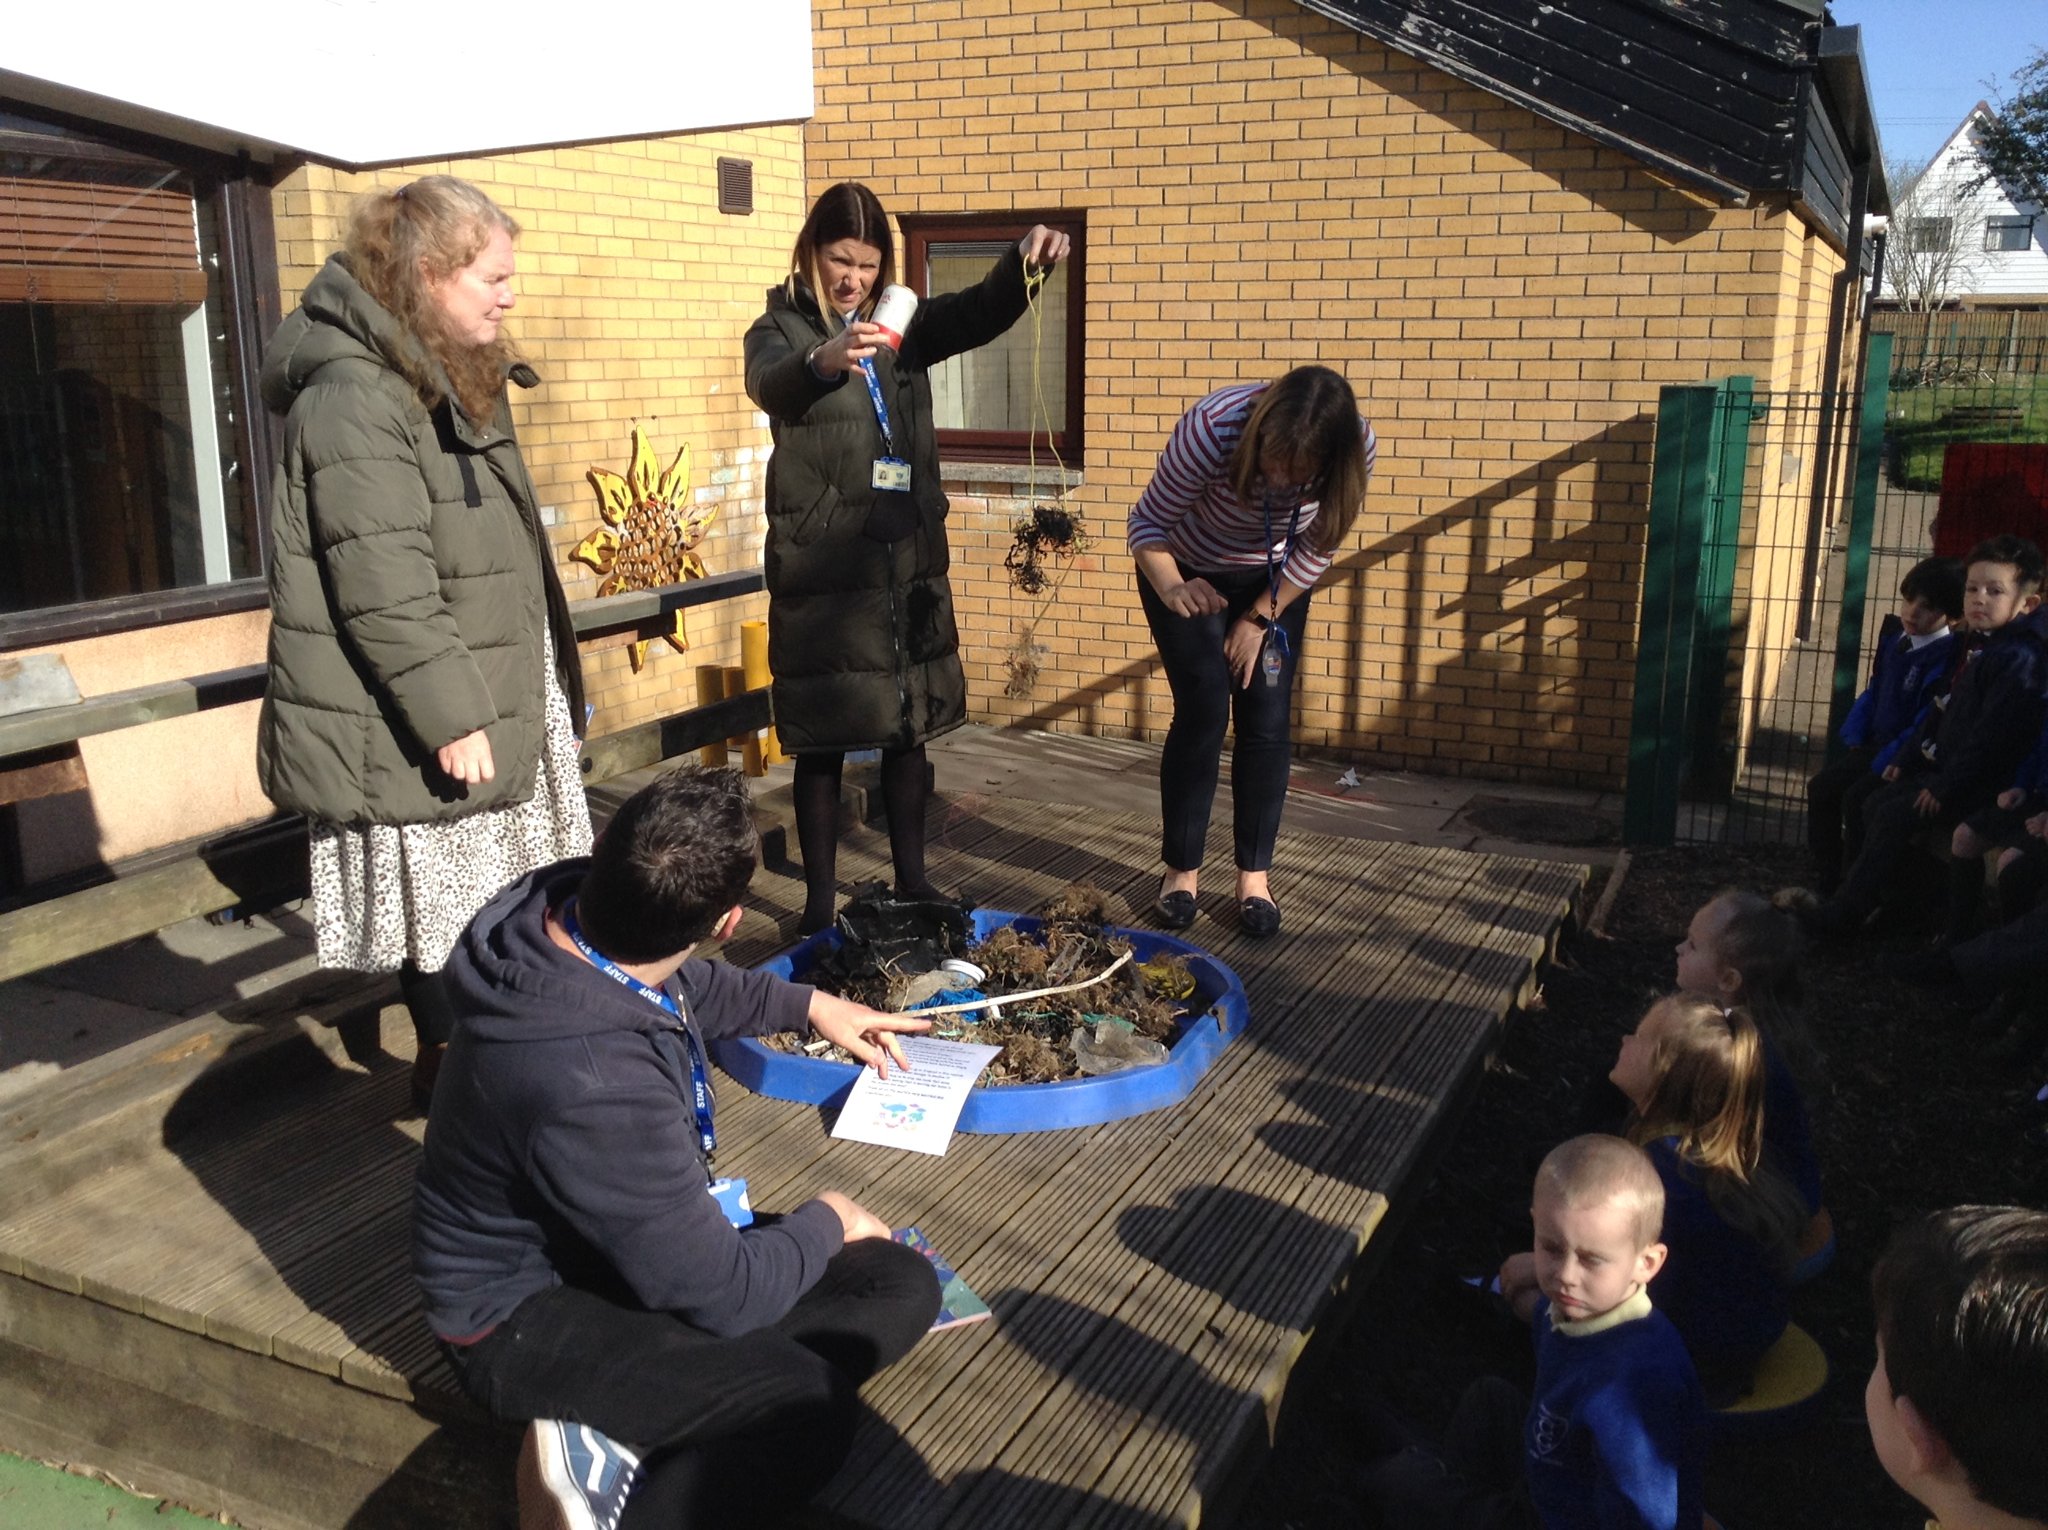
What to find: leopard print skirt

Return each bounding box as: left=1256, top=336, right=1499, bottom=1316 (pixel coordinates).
left=308, top=638, right=592, bottom=974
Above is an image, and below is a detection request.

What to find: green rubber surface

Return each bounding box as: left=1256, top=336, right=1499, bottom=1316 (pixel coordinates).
left=0, top=1452, right=221, bottom=1526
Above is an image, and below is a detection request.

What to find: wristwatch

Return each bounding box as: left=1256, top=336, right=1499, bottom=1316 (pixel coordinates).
left=1247, top=612, right=1272, bottom=630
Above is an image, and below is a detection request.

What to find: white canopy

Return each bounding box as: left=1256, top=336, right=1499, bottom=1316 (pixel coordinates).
left=1, top=0, right=813, bottom=165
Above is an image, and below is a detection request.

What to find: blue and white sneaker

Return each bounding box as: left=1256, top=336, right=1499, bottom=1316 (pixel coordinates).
left=518, top=1418, right=641, bottom=1530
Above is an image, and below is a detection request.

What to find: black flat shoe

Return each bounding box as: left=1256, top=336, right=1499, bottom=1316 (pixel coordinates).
left=1238, top=896, right=1281, bottom=938
left=1154, top=889, right=1197, bottom=929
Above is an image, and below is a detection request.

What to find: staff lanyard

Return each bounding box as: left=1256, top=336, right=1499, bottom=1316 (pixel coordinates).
left=855, top=356, right=897, bottom=456
left=1260, top=492, right=1306, bottom=665
left=560, top=899, right=717, bottom=1164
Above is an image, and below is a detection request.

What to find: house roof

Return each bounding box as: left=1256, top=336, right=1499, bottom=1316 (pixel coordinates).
left=1293, top=0, right=1883, bottom=236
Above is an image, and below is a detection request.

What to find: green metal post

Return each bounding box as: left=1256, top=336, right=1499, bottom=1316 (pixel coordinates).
left=1685, top=378, right=1757, bottom=797
left=1824, top=333, right=1894, bottom=757
left=1624, top=384, right=1719, bottom=845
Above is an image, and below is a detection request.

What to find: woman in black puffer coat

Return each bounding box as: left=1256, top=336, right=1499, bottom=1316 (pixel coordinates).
left=745, top=182, right=1068, bottom=933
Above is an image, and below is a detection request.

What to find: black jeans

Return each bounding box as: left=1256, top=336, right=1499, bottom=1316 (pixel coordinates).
left=446, top=1237, right=940, bottom=1530
left=1830, top=773, right=1982, bottom=925
left=1354, top=1376, right=1537, bottom=1530
left=1137, top=562, right=1311, bottom=874
left=1805, top=748, right=1875, bottom=891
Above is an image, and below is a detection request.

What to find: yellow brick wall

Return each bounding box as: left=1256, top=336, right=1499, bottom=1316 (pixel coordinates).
left=1730, top=217, right=1852, bottom=766
left=271, top=125, right=807, bottom=740
left=808, top=0, right=1850, bottom=788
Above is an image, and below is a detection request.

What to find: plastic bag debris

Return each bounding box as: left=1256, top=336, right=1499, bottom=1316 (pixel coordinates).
left=1069, top=1019, right=1168, bottom=1075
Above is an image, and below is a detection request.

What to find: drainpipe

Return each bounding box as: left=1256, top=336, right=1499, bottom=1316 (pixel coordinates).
left=1796, top=151, right=1873, bottom=641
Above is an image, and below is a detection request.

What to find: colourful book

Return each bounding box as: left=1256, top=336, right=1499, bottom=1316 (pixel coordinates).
left=892, top=1226, right=992, bottom=1331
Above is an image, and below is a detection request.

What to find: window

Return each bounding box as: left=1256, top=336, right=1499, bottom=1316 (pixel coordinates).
left=1984, top=215, right=2036, bottom=252
left=900, top=212, right=1084, bottom=463
left=0, top=108, right=279, bottom=641
left=1897, top=216, right=1954, bottom=253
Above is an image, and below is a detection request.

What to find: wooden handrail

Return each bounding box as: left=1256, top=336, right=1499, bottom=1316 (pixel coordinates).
left=0, top=569, right=768, bottom=762
left=0, top=570, right=779, bottom=976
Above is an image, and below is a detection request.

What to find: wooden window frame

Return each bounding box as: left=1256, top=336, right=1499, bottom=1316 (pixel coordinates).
left=0, top=100, right=283, bottom=651
left=900, top=211, right=1084, bottom=465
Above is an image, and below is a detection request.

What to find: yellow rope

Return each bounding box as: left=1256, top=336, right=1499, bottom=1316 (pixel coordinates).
left=1012, top=263, right=1086, bottom=657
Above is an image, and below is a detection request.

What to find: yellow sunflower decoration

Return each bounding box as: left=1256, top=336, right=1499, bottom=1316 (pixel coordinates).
left=573, top=423, right=717, bottom=671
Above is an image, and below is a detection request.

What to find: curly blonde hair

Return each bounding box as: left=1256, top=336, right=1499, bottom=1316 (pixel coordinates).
left=343, top=175, right=520, bottom=424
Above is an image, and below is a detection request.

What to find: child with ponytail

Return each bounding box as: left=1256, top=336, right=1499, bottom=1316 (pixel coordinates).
left=1604, top=994, right=1805, bottom=1404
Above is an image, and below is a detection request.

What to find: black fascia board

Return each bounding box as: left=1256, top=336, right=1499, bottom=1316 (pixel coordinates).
left=1290, top=0, right=1823, bottom=203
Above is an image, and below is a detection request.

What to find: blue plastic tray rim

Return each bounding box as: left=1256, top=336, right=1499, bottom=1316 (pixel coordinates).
left=712, top=912, right=1250, bottom=1134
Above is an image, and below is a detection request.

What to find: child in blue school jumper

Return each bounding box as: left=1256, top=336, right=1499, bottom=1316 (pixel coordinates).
left=1807, top=555, right=1961, bottom=894
left=1943, top=695, right=2048, bottom=943
left=1358, top=1134, right=1704, bottom=1530
left=1670, top=889, right=1830, bottom=1266
left=1807, top=535, right=2048, bottom=939
left=1596, top=994, right=1803, bottom=1405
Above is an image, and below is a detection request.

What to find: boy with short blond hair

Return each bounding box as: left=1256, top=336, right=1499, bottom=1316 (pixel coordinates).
left=1867, top=1205, right=2048, bottom=1530
left=1359, top=1135, right=1704, bottom=1530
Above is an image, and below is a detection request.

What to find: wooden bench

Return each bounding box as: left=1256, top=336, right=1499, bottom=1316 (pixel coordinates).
left=0, top=789, right=1585, bottom=1529
left=1938, top=404, right=2026, bottom=430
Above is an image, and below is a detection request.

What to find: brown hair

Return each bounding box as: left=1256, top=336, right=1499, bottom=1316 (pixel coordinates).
left=1700, top=888, right=1823, bottom=1092
left=343, top=175, right=520, bottom=425
left=1873, top=1206, right=2048, bottom=1521
left=1225, top=365, right=1371, bottom=556
left=785, top=181, right=895, bottom=331
left=1626, top=993, right=1767, bottom=1178
left=1626, top=993, right=1805, bottom=1272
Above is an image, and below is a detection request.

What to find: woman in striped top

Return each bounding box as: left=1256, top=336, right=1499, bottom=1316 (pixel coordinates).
left=1128, top=367, right=1376, bottom=937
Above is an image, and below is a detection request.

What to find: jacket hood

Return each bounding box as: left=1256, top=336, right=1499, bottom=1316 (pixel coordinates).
left=261, top=254, right=541, bottom=421
left=261, top=254, right=424, bottom=417
left=445, top=859, right=673, bottom=1046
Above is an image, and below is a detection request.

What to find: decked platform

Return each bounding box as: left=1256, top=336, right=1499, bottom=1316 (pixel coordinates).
left=0, top=782, right=1584, bottom=1529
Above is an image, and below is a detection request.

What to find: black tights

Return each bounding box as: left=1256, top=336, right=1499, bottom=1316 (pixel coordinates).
left=398, top=959, right=455, bottom=1049
left=792, top=745, right=934, bottom=934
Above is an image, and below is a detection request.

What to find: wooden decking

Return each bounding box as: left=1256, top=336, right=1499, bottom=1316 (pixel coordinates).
left=0, top=789, right=1583, bottom=1530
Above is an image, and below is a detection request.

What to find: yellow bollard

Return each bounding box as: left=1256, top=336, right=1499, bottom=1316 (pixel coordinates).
left=725, top=665, right=765, bottom=776
left=696, top=666, right=728, bottom=767
left=740, top=619, right=784, bottom=764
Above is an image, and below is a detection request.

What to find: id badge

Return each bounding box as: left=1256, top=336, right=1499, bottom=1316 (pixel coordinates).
left=871, top=456, right=912, bottom=492
left=708, top=1176, right=754, bottom=1228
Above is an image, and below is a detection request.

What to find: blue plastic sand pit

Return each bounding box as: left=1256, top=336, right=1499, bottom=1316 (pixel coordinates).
left=712, top=910, right=1250, bottom=1133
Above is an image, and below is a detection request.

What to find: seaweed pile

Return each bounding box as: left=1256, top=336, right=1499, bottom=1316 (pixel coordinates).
left=761, top=882, right=1203, bottom=1085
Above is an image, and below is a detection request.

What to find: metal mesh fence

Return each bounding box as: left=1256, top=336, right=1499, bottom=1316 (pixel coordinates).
left=1666, top=357, right=2047, bottom=845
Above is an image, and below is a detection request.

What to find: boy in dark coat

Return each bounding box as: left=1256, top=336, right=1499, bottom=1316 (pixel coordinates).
left=1807, top=555, right=1961, bottom=892
left=1809, top=536, right=2047, bottom=938
left=413, top=766, right=939, bottom=1530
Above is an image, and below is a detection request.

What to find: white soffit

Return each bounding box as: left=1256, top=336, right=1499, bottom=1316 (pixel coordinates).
left=0, top=0, right=814, bottom=165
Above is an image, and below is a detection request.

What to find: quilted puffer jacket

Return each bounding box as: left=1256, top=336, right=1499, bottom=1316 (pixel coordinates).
left=257, top=255, right=583, bottom=826
left=742, top=244, right=1031, bottom=753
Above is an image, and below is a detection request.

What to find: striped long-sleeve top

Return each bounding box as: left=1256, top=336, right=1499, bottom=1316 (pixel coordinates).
left=1126, top=382, right=1376, bottom=590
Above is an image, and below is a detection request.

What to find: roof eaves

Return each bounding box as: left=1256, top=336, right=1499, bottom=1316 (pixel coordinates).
left=1289, top=0, right=1753, bottom=203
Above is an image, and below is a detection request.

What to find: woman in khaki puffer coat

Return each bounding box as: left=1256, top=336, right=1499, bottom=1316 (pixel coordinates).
left=258, top=176, right=588, bottom=1106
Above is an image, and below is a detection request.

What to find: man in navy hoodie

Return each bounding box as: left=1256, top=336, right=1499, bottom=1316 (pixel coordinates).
left=413, top=766, right=939, bottom=1530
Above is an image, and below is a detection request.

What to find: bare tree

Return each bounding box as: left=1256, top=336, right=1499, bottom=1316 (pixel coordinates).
left=1882, top=153, right=1991, bottom=313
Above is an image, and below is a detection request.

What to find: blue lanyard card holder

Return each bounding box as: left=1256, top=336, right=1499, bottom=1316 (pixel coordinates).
left=709, top=1176, right=754, bottom=1228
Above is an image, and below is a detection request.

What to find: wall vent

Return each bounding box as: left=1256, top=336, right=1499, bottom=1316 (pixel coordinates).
left=716, top=158, right=753, bottom=216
